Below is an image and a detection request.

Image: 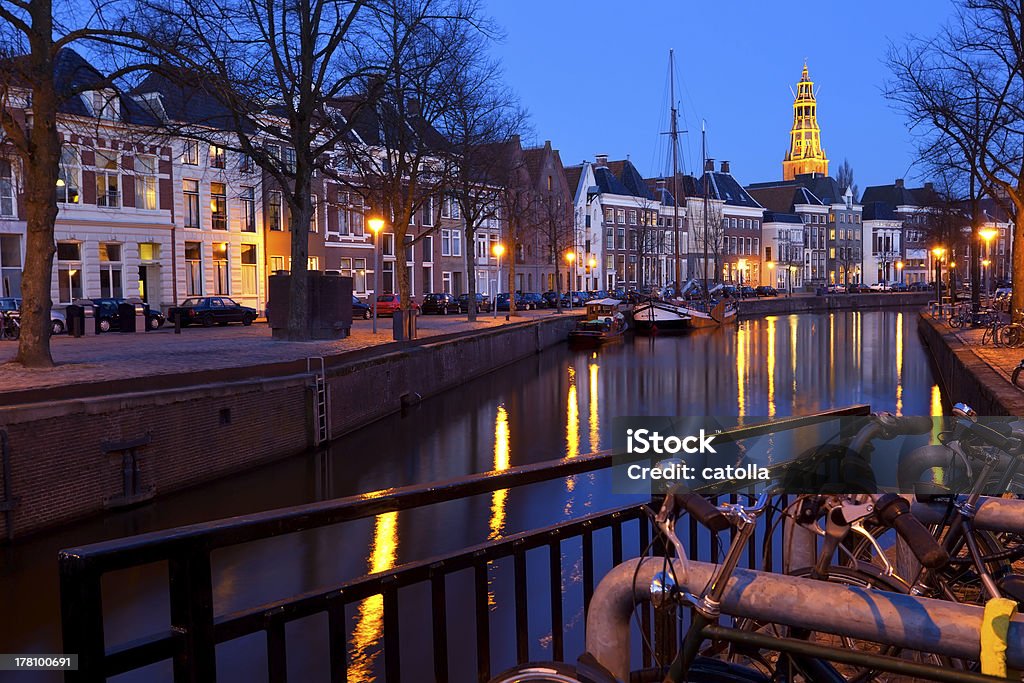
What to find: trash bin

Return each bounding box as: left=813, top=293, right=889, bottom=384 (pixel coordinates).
left=65, top=304, right=85, bottom=337
left=117, top=302, right=137, bottom=333
left=393, top=309, right=406, bottom=341
left=407, top=308, right=417, bottom=339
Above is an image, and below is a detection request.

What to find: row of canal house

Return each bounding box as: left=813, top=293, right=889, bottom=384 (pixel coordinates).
left=0, top=49, right=582, bottom=315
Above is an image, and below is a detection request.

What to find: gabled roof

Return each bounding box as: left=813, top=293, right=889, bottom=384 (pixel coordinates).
left=134, top=69, right=248, bottom=131
left=763, top=211, right=804, bottom=224
left=747, top=185, right=823, bottom=213
left=593, top=166, right=632, bottom=196
left=862, top=202, right=900, bottom=221
left=50, top=48, right=161, bottom=126
left=861, top=182, right=920, bottom=208
left=564, top=164, right=584, bottom=198
left=699, top=171, right=762, bottom=208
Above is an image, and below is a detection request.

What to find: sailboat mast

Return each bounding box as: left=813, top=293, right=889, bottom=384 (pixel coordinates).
left=702, top=122, right=709, bottom=294
left=670, top=50, right=681, bottom=292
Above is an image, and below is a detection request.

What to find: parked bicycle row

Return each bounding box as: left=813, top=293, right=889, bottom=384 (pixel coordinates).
left=493, top=406, right=1024, bottom=682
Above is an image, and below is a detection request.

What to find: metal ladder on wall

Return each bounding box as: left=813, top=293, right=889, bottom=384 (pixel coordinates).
left=307, top=357, right=329, bottom=446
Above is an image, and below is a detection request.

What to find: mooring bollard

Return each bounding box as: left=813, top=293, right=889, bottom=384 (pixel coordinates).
left=174, top=311, right=182, bottom=334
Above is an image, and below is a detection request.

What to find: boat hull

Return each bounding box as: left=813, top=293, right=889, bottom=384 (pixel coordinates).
left=632, top=302, right=692, bottom=335
left=679, top=301, right=738, bottom=328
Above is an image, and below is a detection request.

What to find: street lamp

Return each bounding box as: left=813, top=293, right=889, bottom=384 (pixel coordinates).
left=368, top=217, right=385, bottom=334
left=932, top=246, right=946, bottom=306
left=896, top=260, right=904, bottom=285
left=493, top=243, right=505, bottom=318
left=565, top=251, right=577, bottom=311
left=588, top=256, right=597, bottom=291
left=980, top=228, right=997, bottom=294
left=789, top=265, right=797, bottom=298
left=766, top=261, right=775, bottom=289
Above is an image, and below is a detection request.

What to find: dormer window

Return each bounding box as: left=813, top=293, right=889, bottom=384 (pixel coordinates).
left=90, top=89, right=120, bottom=120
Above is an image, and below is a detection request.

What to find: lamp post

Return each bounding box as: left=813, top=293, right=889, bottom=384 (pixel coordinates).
left=789, top=265, right=797, bottom=298
left=588, top=256, right=597, bottom=292
left=932, top=247, right=945, bottom=307
left=493, top=243, right=505, bottom=319
left=980, top=228, right=997, bottom=294
left=368, top=217, right=385, bottom=334
left=896, top=260, right=904, bottom=286
left=565, top=251, right=576, bottom=311
left=766, top=261, right=775, bottom=290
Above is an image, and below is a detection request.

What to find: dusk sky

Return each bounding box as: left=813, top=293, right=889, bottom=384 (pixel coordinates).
left=486, top=1, right=956, bottom=191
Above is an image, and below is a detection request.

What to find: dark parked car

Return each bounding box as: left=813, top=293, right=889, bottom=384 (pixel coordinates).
left=351, top=296, right=371, bottom=319
left=457, top=292, right=490, bottom=314
left=495, top=293, right=516, bottom=311
left=754, top=286, right=778, bottom=297
left=421, top=292, right=459, bottom=315
left=908, top=281, right=933, bottom=292
left=541, top=291, right=561, bottom=308
left=168, top=297, right=256, bottom=327
left=847, top=283, right=871, bottom=294
left=92, top=298, right=165, bottom=332
left=737, top=285, right=756, bottom=298
left=560, top=291, right=588, bottom=307
left=0, top=297, right=67, bottom=334
left=889, top=282, right=909, bottom=292
left=519, top=292, right=546, bottom=310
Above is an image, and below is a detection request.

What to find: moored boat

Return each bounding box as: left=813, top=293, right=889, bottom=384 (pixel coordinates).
left=633, top=300, right=692, bottom=335
left=677, top=298, right=738, bottom=329
left=568, top=298, right=628, bottom=346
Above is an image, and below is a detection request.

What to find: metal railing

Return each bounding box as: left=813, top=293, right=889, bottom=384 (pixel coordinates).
left=59, top=406, right=871, bottom=682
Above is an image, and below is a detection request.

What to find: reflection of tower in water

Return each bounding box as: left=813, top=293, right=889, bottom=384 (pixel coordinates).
left=349, top=511, right=399, bottom=680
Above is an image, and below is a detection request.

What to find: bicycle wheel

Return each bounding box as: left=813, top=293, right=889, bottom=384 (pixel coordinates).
left=726, top=564, right=954, bottom=682
left=999, top=324, right=1024, bottom=347
left=948, top=313, right=963, bottom=328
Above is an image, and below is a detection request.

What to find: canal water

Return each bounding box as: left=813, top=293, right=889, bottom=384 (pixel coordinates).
left=0, top=309, right=945, bottom=682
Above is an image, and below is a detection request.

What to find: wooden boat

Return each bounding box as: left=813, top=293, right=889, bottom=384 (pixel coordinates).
left=633, top=300, right=692, bottom=335
left=568, top=299, right=628, bottom=346
left=676, top=298, right=738, bottom=329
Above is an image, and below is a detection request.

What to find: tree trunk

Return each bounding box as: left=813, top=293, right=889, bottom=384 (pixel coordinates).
left=553, top=247, right=562, bottom=314
left=16, top=5, right=59, bottom=368
left=1012, top=199, right=1024, bottom=319
left=285, top=197, right=312, bottom=340
left=464, top=223, right=477, bottom=322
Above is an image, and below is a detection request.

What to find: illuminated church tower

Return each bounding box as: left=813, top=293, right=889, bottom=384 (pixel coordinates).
left=782, top=62, right=828, bottom=180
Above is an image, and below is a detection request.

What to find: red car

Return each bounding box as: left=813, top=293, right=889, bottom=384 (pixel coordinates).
left=375, top=294, right=420, bottom=316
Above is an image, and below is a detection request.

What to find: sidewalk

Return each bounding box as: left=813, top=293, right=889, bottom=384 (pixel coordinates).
left=0, top=310, right=557, bottom=398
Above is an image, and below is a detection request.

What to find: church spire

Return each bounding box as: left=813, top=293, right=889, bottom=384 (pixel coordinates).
left=783, top=62, right=828, bottom=180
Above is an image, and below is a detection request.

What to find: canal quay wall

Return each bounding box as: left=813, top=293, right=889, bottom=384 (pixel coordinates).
left=918, top=313, right=1024, bottom=416
left=737, top=292, right=931, bottom=317
left=0, top=315, right=579, bottom=540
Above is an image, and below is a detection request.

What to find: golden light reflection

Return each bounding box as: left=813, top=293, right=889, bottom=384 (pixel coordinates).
left=931, top=384, right=943, bottom=417
left=790, top=315, right=798, bottom=398
left=829, top=313, right=835, bottom=387
left=349, top=511, right=399, bottom=680
left=896, top=312, right=904, bottom=415
left=489, top=405, right=510, bottom=541
left=565, top=365, right=579, bottom=497
left=588, top=362, right=600, bottom=453
left=736, top=324, right=747, bottom=417
left=767, top=317, right=776, bottom=418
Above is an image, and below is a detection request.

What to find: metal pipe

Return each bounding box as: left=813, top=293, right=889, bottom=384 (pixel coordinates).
left=913, top=494, right=1024, bottom=534
left=585, top=557, right=1024, bottom=682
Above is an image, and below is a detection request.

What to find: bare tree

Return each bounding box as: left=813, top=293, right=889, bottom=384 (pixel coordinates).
left=118, top=0, right=371, bottom=339
left=494, top=140, right=534, bottom=317
left=885, top=0, right=1024, bottom=314
left=538, top=190, right=572, bottom=309
left=438, top=38, right=526, bottom=321
left=835, top=158, right=859, bottom=202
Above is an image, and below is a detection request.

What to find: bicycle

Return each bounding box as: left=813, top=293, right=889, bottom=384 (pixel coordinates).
left=0, top=310, right=19, bottom=340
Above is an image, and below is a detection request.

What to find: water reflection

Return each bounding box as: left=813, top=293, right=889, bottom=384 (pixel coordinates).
left=0, top=309, right=946, bottom=681
left=349, top=510, right=399, bottom=679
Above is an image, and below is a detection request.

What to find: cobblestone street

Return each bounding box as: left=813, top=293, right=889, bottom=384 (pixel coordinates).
left=0, top=309, right=556, bottom=396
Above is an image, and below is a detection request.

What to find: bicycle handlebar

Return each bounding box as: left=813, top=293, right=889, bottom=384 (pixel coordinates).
left=675, top=493, right=731, bottom=532
left=875, top=493, right=949, bottom=569
left=956, top=418, right=1015, bottom=452
left=875, top=414, right=934, bottom=436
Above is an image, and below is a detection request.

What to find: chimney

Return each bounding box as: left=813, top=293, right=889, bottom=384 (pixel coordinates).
left=704, top=158, right=715, bottom=173
left=721, top=160, right=730, bottom=174
left=595, top=154, right=609, bottom=167
left=895, top=178, right=904, bottom=188
left=657, top=178, right=666, bottom=190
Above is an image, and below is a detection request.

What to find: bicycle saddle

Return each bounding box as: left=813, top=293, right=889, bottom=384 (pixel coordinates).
left=997, top=574, right=1024, bottom=605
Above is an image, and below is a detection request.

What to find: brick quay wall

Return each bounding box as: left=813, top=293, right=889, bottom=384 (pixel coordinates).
left=0, top=315, right=578, bottom=540
left=736, top=292, right=932, bottom=317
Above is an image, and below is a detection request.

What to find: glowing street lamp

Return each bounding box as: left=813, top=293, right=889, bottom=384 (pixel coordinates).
left=493, top=243, right=505, bottom=318
left=368, top=217, right=385, bottom=334
left=896, top=260, right=904, bottom=285
left=565, top=251, right=577, bottom=310
left=932, top=247, right=946, bottom=304
left=980, top=228, right=998, bottom=293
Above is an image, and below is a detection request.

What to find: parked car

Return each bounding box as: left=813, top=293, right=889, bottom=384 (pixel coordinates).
left=168, top=297, right=257, bottom=327
left=889, top=282, right=909, bottom=292
left=421, top=293, right=459, bottom=315
left=0, top=297, right=67, bottom=335
left=909, top=281, right=933, bottom=292
left=495, top=293, right=517, bottom=311
left=374, top=294, right=419, bottom=317
left=560, top=291, right=588, bottom=307
left=457, top=292, right=489, bottom=314
left=92, top=298, right=166, bottom=332
left=519, top=292, right=546, bottom=310
left=825, top=284, right=847, bottom=294
left=754, top=286, right=778, bottom=297
left=868, top=282, right=891, bottom=292
left=541, top=290, right=561, bottom=308
left=847, top=283, right=871, bottom=294
left=351, top=296, right=371, bottom=320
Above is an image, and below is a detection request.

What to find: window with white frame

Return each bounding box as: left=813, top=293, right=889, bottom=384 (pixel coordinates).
left=442, top=197, right=452, bottom=219
left=383, top=233, right=395, bottom=257
left=183, top=140, right=200, bottom=166
left=404, top=234, right=414, bottom=264
left=241, top=187, right=256, bottom=232
left=337, top=195, right=350, bottom=235
left=0, top=234, right=21, bottom=297
left=442, top=271, right=452, bottom=293
left=239, top=152, right=254, bottom=174
left=185, top=242, right=203, bottom=295
left=57, top=242, right=83, bottom=303
left=308, top=256, right=319, bottom=271
left=475, top=233, right=488, bottom=259
left=441, top=229, right=451, bottom=256
left=283, top=148, right=296, bottom=173
left=268, top=190, right=283, bottom=231
left=95, top=150, right=119, bottom=207
left=210, top=183, right=227, bottom=230
left=98, top=243, right=123, bottom=298
left=421, top=197, right=434, bottom=226
left=270, top=255, right=286, bottom=273
left=134, top=155, right=158, bottom=210
left=241, top=244, right=258, bottom=295
left=451, top=229, right=462, bottom=256
left=58, top=146, right=80, bottom=204
left=213, top=242, right=229, bottom=294
left=628, top=210, right=637, bottom=225
left=183, top=179, right=200, bottom=228
left=423, top=235, right=433, bottom=263
left=209, top=145, right=226, bottom=169
left=91, top=90, right=120, bottom=119
left=310, top=195, right=319, bottom=233
left=0, top=160, right=14, bottom=217
left=382, top=261, right=394, bottom=293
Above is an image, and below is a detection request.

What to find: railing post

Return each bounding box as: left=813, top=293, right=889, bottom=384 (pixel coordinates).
left=169, top=547, right=217, bottom=683
left=59, top=552, right=105, bottom=683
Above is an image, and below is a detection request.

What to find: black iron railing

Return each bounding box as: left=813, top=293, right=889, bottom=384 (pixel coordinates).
left=59, top=406, right=871, bottom=682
